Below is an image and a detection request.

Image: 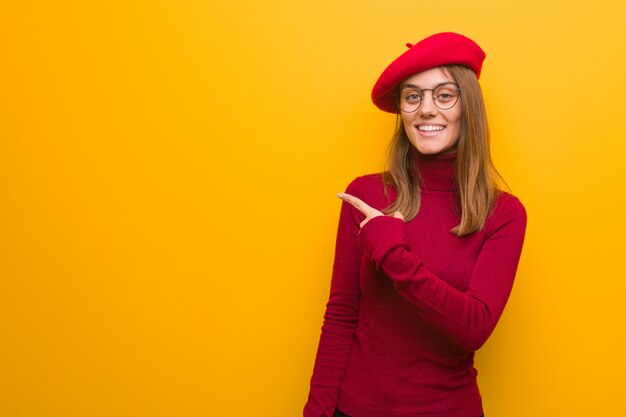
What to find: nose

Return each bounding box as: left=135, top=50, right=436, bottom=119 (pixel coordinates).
left=418, top=90, right=437, bottom=117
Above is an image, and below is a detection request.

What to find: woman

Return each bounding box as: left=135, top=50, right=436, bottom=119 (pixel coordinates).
left=304, top=33, right=527, bottom=417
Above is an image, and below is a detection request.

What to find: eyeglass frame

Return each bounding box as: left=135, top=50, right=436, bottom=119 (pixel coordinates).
left=393, top=82, right=462, bottom=113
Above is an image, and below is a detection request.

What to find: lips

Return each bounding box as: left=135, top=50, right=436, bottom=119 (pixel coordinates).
left=417, top=124, right=446, bottom=132
left=415, top=124, right=446, bottom=137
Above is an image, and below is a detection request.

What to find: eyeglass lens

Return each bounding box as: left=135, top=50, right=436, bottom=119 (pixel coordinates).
left=397, top=84, right=460, bottom=112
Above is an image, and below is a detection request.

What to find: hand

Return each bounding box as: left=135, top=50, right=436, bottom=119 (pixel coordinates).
left=337, top=193, right=404, bottom=229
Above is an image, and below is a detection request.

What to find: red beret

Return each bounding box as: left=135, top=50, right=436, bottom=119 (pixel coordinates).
left=371, top=32, right=486, bottom=113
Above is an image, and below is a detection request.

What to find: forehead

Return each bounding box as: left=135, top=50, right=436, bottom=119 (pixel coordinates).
left=401, top=67, right=454, bottom=88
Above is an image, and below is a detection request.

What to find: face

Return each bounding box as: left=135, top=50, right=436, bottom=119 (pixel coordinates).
left=398, top=67, right=462, bottom=155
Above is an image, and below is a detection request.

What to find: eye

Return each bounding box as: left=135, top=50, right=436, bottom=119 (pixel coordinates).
left=435, top=89, right=457, bottom=102
left=404, top=93, right=421, bottom=103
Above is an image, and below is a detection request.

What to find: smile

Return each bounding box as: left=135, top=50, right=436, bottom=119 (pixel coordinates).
left=417, top=125, right=445, bottom=132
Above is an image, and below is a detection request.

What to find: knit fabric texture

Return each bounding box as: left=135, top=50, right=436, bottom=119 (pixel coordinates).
left=304, top=152, right=527, bottom=417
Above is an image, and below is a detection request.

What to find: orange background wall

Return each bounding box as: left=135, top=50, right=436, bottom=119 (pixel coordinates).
left=1, top=1, right=625, bottom=416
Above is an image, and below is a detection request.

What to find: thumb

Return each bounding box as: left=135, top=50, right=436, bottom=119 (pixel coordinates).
left=393, top=211, right=405, bottom=221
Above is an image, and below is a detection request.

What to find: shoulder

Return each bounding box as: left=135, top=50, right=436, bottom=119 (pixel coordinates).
left=344, top=173, right=394, bottom=210
left=494, top=191, right=527, bottom=217
left=345, top=173, right=384, bottom=193
left=485, top=191, right=527, bottom=236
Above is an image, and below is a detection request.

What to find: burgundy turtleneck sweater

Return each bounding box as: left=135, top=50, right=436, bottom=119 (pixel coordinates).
left=304, top=152, right=527, bottom=417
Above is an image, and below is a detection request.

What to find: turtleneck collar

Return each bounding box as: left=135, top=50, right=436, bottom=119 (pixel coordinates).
left=412, top=149, right=458, bottom=191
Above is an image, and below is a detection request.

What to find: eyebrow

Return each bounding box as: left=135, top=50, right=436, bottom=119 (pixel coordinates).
left=400, top=81, right=457, bottom=89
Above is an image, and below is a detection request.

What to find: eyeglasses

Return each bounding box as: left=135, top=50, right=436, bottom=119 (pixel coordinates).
left=394, top=82, right=461, bottom=113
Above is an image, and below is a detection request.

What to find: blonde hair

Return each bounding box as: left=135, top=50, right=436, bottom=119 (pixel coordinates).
left=382, top=65, right=506, bottom=236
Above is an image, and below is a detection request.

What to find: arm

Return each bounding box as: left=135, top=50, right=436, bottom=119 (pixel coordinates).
left=357, top=196, right=527, bottom=351
left=303, top=180, right=364, bottom=417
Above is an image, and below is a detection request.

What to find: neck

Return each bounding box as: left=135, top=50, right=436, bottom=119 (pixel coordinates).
left=412, top=149, right=458, bottom=191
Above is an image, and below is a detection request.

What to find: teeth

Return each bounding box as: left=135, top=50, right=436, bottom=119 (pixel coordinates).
left=418, top=125, right=445, bottom=131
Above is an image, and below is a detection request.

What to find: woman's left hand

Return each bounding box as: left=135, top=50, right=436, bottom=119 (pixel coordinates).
left=337, top=193, right=404, bottom=229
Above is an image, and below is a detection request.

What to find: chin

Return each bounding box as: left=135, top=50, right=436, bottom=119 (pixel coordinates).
left=414, top=143, right=453, bottom=155
left=417, top=147, right=442, bottom=155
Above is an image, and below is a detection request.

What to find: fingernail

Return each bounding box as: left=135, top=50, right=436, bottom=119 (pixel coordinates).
left=337, top=193, right=345, bottom=199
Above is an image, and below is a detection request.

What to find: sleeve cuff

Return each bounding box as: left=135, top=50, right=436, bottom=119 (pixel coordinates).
left=357, top=216, right=406, bottom=270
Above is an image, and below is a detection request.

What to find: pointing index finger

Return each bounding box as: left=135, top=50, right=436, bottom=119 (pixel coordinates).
left=337, top=192, right=371, bottom=214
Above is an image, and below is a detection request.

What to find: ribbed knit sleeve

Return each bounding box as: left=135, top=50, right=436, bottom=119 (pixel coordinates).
left=357, top=195, right=527, bottom=352
left=303, top=179, right=365, bottom=417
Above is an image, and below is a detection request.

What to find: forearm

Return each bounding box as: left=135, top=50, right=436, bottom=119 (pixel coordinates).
left=357, top=200, right=526, bottom=351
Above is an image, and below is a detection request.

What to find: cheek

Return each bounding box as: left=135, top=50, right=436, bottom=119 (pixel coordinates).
left=401, top=117, right=414, bottom=138
left=402, top=114, right=415, bottom=130
left=401, top=114, right=411, bottom=130
left=449, top=111, right=462, bottom=137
